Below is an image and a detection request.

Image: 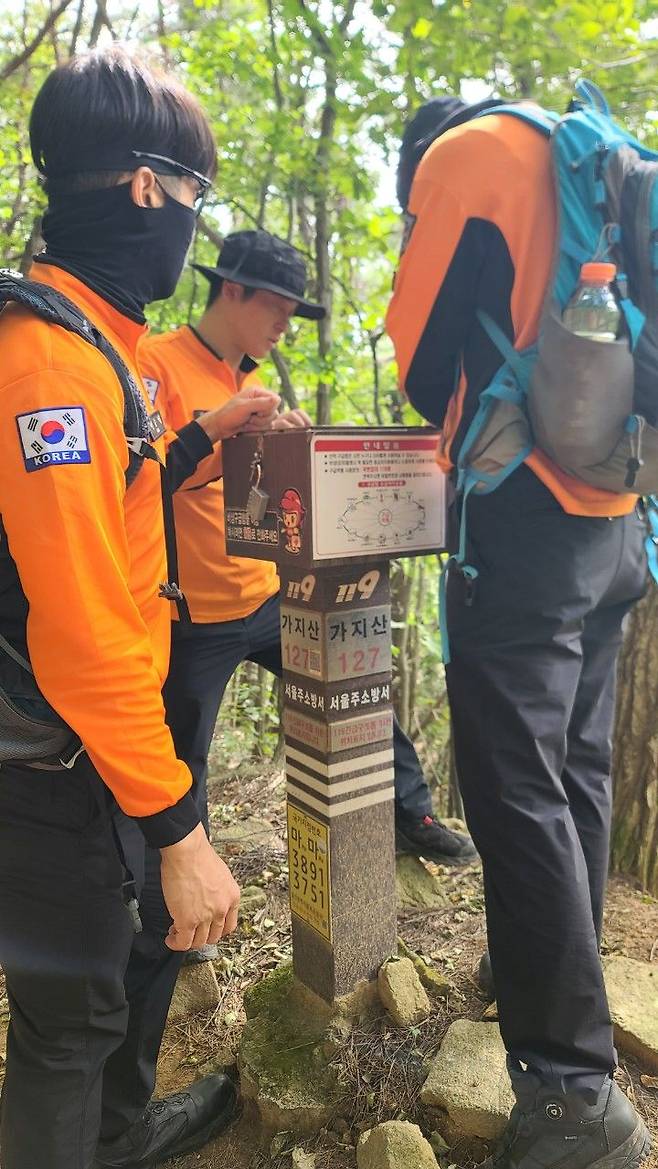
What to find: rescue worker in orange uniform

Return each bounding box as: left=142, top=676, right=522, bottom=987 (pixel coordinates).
left=0, top=48, right=281, bottom=1169
left=139, top=231, right=476, bottom=957
left=386, top=97, right=649, bottom=1169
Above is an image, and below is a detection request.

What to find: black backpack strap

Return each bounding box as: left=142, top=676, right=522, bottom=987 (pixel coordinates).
left=0, top=270, right=149, bottom=488
left=0, top=270, right=192, bottom=623
left=157, top=462, right=191, bottom=623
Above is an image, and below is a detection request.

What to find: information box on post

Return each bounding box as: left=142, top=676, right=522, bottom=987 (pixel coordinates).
left=223, top=427, right=446, bottom=1002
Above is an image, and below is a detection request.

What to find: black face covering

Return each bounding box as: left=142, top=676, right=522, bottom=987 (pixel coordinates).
left=37, top=181, right=196, bottom=323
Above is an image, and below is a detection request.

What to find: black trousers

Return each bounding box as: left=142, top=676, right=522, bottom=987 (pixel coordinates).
left=163, top=591, right=432, bottom=825
left=0, top=756, right=183, bottom=1169
left=446, top=465, right=647, bottom=1086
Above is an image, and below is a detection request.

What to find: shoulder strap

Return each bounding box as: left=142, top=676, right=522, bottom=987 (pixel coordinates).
left=0, top=270, right=149, bottom=488
left=475, top=103, right=559, bottom=137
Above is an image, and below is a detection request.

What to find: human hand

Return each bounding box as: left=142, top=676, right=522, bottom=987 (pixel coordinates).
left=196, top=386, right=281, bottom=443
left=160, top=823, right=240, bottom=951
left=270, top=409, right=313, bottom=430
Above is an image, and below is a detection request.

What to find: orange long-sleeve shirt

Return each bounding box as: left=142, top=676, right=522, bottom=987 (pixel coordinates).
left=0, top=264, right=197, bottom=845
left=386, top=112, right=636, bottom=518
left=139, top=325, right=279, bottom=623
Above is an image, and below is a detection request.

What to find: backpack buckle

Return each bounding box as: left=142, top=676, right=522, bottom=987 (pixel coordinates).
left=158, top=581, right=184, bottom=601
left=59, top=739, right=86, bottom=769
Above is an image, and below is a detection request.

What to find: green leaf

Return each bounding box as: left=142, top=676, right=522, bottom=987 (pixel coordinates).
left=411, top=17, right=433, bottom=39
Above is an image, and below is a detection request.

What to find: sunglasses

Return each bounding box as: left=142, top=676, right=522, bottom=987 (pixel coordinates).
left=131, top=150, right=212, bottom=215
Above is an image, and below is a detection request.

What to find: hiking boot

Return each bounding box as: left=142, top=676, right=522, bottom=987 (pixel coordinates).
left=94, top=1074, right=237, bottom=1168
left=483, top=1075, right=651, bottom=1169
left=395, top=813, right=478, bottom=866
left=477, top=949, right=495, bottom=1000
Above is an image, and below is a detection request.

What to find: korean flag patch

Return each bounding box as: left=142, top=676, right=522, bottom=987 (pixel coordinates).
left=16, top=406, right=91, bottom=472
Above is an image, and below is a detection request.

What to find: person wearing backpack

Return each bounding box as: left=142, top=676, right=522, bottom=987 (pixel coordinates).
left=386, top=95, right=650, bottom=1169
left=0, top=48, right=282, bottom=1169
left=138, top=230, right=476, bottom=954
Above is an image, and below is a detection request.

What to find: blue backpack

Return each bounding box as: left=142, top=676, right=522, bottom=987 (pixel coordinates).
left=442, top=80, right=658, bottom=658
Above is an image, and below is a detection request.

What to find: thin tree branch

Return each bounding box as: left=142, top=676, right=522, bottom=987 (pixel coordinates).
left=338, top=0, right=356, bottom=35
left=370, top=330, right=384, bottom=426
left=0, top=0, right=76, bottom=83
left=296, top=0, right=332, bottom=56
left=68, top=0, right=85, bottom=56
left=224, top=197, right=262, bottom=229
left=89, top=0, right=114, bottom=47
left=270, top=347, right=300, bottom=411
left=266, top=0, right=284, bottom=111
left=20, top=216, right=44, bottom=275
left=197, top=216, right=224, bottom=250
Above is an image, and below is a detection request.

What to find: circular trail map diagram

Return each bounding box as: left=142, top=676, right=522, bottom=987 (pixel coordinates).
left=338, top=491, right=426, bottom=547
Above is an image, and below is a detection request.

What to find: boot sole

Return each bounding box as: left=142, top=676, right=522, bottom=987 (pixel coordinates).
left=588, top=1120, right=652, bottom=1169
left=394, top=828, right=478, bottom=867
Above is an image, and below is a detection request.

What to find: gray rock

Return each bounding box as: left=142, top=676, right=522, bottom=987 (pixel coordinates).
left=357, top=1121, right=438, bottom=1169
left=291, top=1148, right=316, bottom=1169
left=604, top=956, right=658, bottom=1072
left=378, top=957, right=431, bottom=1028
left=421, top=1020, right=514, bottom=1141
left=397, top=938, right=452, bottom=997
left=396, top=855, right=448, bottom=911
left=167, top=961, right=220, bottom=1025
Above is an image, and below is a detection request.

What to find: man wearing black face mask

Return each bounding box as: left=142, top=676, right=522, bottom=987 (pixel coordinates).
left=0, top=48, right=281, bottom=1169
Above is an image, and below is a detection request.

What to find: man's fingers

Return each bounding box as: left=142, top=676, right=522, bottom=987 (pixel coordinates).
left=286, top=409, right=312, bottom=427
left=243, top=410, right=279, bottom=432
left=223, top=903, right=239, bottom=937
left=191, top=922, right=213, bottom=951
left=164, top=925, right=196, bottom=952
left=271, top=409, right=312, bottom=431
left=207, top=918, right=227, bottom=946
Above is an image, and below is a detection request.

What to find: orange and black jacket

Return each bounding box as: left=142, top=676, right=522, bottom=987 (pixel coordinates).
left=386, top=111, right=636, bottom=518
left=0, top=264, right=200, bottom=846
left=139, top=325, right=279, bottom=624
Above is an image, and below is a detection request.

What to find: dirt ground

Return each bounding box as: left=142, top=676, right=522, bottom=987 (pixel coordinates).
left=156, top=755, right=658, bottom=1169
left=1, top=752, right=657, bottom=1168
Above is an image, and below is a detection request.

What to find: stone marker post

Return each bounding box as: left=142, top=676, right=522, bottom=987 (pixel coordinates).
left=223, top=427, right=445, bottom=1002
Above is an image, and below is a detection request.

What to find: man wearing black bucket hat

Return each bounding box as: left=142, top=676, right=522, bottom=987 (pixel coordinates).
left=192, top=229, right=326, bottom=321
left=140, top=230, right=477, bottom=961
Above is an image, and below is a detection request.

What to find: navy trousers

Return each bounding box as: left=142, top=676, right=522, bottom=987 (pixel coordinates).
left=446, top=465, right=647, bottom=1086
left=0, top=758, right=181, bottom=1169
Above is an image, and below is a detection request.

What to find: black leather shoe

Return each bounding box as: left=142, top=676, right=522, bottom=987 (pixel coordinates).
left=395, top=813, right=478, bottom=865
left=483, top=1075, right=651, bottom=1169
left=94, top=1074, right=237, bottom=1168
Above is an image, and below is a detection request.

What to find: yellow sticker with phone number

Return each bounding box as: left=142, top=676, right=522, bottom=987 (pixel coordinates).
left=287, top=804, right=331, bottom=942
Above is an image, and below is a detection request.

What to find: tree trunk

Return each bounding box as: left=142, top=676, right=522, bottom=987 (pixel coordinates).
left=313, top=54, right=336, bottom=426
left=391, top=561, right=414, bottom=734
left=610, top=585, right=658, bottom=894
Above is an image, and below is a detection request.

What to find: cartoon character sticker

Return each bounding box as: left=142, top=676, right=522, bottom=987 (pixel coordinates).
left=279, top=488, right=306, bottom=554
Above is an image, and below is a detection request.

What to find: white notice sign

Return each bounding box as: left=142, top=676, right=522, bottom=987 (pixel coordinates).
left=311, top=434, right=446, bottom=559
